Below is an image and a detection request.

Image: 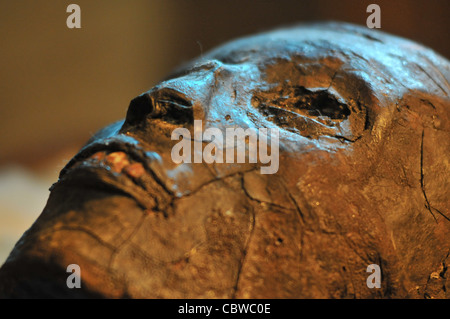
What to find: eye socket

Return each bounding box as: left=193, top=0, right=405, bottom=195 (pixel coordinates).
left=152, top=88, right=194, bottom=125
left=253, top=86, right=350, bottom=120
left=252, top=85, right=361, bottom=141
left=301, top=89, right=350, bottom=120
left=155, top=89, right=193, bottom=110
left=124, top=88, right=194, bottom=128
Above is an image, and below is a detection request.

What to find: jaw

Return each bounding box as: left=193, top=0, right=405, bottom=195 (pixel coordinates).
left=0, top=184, right=146, bottom=298
left=0, top=167, right=253, bottom=298
left=0, top=134, right=175, bottom=298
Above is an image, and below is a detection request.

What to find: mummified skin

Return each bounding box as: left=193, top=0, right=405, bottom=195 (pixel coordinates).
left=0, top=22, right=449, bottom=298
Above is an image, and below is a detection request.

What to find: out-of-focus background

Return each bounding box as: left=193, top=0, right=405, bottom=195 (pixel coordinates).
left=0, top=0, right=448, bottom=265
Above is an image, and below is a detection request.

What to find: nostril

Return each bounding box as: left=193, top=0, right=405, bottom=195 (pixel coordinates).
left=125, top=93, right=153, bottom=126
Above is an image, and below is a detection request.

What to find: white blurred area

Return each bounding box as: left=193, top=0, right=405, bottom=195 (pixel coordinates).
left=0, top=147, right=79, bottom=266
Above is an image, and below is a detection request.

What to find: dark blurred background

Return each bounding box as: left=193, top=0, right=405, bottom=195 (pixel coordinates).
left=0, top=0, right=448, bottom=263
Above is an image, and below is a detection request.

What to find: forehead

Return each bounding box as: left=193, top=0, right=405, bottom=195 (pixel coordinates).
left=174, top=22, right=449, bottom=100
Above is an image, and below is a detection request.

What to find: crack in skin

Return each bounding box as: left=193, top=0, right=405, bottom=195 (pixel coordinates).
left=18, top=225, right=117, bottom=253
left=415, top=63, right=448, bottom=97
left=172, top=166, right=259, bottom=201
left=420, top=130, right=450, bottom=222
left=284, top=188, right=306, bottom=264
left=420, top=55, right=450, bottom=93
left=231, top=191, right=255, bottom=298
left=123, top=238, right=208, bottom=268
left=240, top=176, right=296, bottom=211
left=327, top=70, right=339, bottom=90
left=108, top=213, right=147, bottom=273
left=236, top=174, right=306, bottom=297
left=282, top=183, right=307, bottom=290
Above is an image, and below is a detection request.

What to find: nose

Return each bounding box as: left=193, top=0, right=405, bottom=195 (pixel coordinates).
left=124, top=87, right=194, bottom=126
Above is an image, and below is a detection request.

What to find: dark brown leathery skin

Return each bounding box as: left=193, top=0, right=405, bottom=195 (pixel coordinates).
left=0, top=22, right=449, bottom=298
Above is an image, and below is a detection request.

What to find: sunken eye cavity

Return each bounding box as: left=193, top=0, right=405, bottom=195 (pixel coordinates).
left=252, top=86, right=351, bottom=120
left=251, top=85, right=365, bottom=141
left=124, top=88, right=194, bottom=128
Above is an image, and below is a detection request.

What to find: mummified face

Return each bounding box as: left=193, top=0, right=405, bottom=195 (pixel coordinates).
left=0, top=22, right=449, bottom=298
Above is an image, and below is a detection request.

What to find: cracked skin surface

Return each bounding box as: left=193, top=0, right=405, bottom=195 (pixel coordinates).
left=0, top=22, right=449, bottom=298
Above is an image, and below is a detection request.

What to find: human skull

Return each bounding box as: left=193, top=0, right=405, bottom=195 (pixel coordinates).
left=0, top=22, right=449, bottom=298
